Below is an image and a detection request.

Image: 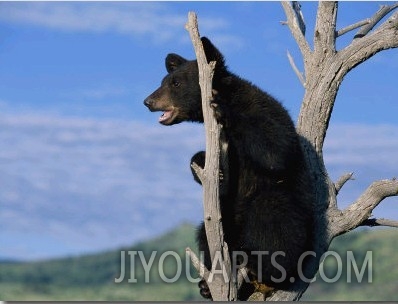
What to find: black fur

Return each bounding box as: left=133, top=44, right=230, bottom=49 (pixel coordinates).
left=144, top=37, right=314, bottom=300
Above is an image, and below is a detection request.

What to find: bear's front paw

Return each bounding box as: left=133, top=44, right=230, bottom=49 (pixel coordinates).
left=210, top=89, right=228, bottom=125
left=198, top=279, right=212, bottom=299
left=210, top=102, right=224, bottom=123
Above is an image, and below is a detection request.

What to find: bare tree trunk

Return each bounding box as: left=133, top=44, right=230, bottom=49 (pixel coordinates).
left=268, top=1, right=398, bottom=301
left=185, top=12, right=241, bottom=301
left=186, top=1, right=398, bottom=301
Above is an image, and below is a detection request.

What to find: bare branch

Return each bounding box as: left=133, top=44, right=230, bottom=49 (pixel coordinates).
left=281, top=1, right=311, bottom=58
left=314, top=1, right=338, bottom=54
left=337, top=19, right=370, bottom=37
left=185, top=12, right=237, bottom=301
left=185, top=11, right=222, bottom=264
left=339, top=9, right=398, bottom=77
left=186, top=247, right=210, bottom=281
left=297, top=7, right=398, bottom=154
left=236, top=267, right=250, bottom=290
left=335, top=3, right=398, bottom=38
left=332, top=179, right=398, bottom=236
left=292, top=1, right=306, bottom=36
left=190, top=162, right=205, bottom=184
left=222, top=241, right=239, bottom=301
left=360, top=218, right=398, bottom=229
left=287, top=49, right=306, bottom=87
left=347, top=179, right=398, bottom=214
left=354, top=3, right=398, bottom=39
left=334, top=172, right=354, bottom=194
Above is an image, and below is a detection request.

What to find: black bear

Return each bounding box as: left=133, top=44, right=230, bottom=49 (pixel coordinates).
left=144, top=37, right=314, bottom=300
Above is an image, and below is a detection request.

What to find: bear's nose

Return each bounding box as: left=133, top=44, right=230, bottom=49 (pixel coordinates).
left=143, top=97, right=152, bottom=108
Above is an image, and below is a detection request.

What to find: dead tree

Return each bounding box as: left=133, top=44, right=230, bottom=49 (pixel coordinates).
left=186, top=2, right=398, bottom=301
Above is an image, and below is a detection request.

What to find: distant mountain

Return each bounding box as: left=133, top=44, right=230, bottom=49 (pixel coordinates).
left=0, top=222, right=200, bottom=301
left=0, top=259, right=20, bottom=264
left=0, top=224, right=397, bottom=301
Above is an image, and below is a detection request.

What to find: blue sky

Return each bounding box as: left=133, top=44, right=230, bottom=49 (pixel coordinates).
left=0, top=1, right=397, bottom=260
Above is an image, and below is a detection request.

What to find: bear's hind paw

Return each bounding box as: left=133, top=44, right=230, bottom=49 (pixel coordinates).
left=198, top=279, right=212, bottom=299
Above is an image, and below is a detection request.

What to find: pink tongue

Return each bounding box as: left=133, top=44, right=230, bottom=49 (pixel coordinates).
left=159, top=110, right=172, bottom=122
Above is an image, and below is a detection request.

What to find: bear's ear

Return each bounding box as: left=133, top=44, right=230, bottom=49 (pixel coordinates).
left=165, top=54, right=187, bottom=73
left=201, top=37, right=225, bottom=68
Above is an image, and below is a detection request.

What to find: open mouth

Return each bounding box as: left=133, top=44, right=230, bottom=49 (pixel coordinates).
left=158, top=107, right=177, bottom=125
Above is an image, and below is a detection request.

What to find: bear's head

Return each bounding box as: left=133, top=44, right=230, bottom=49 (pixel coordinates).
left=144, top=37, right=225, bottom=125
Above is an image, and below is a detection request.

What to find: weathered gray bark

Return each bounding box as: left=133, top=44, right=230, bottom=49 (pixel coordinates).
left=185, top=12, right=241, bottom=301
left=186, top=1, right=398, bottom=301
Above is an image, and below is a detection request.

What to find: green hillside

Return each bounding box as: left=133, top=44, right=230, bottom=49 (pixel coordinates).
left=0, top=222, right=201, bottom=301
left=1, top=224, right=397, bottom=301
left=303, top=228, right=398, bottom=301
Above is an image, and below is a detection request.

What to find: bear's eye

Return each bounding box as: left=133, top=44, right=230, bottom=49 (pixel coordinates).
left=172, top=80, right=181, bottom=87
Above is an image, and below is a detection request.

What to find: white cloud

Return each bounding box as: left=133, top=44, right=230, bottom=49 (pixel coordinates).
left=0, top=109, right=397, bottom=260
left=324, top=123, right=398, bottom=166
left=0, top=2, right=174, bottom=36
left=0, top=2, right=243, bottom=48
left=0, top=111, right=205, bottom=259
left=323, top=123, right=398, bottom=216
